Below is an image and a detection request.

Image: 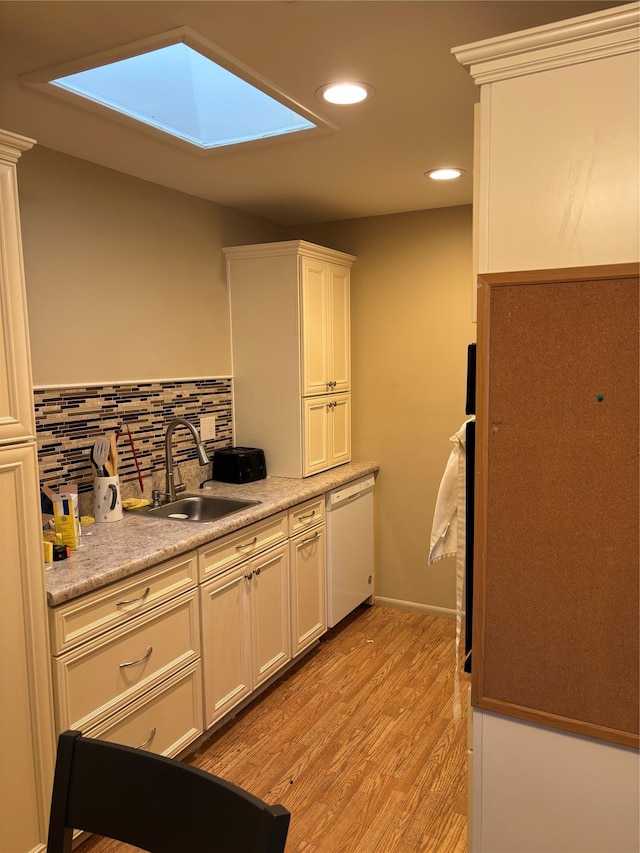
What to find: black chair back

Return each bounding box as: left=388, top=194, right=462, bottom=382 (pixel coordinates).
left=47, top=730, right=290, bottom=853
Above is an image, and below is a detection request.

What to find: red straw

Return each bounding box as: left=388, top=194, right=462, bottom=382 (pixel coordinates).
left=126, top=424, right=145, bottom=493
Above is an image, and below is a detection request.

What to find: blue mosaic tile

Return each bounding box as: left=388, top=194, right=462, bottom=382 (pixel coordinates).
left=34, top=378, right=233, bottom=494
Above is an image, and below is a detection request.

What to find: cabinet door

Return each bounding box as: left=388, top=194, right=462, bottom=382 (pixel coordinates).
left=290, top=525, right=326, bottom=656
left=328, top=263, right=351, bottom=392
left=250, top=543, right=290, bottom=688
left=0, top=133, right=36, bottom=444
left=303, top=394, right=351, bottom=476
left=303, top=396, right=330, bottom=476
left=201, top=565, right=252, bottom=729
left=328, top=394, right=351, bottom=467
left=301, top=256, right=329, bottom=396
left=0, top=442, right=56, bottom=853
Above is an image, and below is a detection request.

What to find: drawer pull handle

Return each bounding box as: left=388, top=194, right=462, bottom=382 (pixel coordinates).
left=116, top=587, right=151, bottom=608
left=301, top=531, right=320, bottom=545
left=119, top=646, right=153, bottom=669
left=236, top=536, right=258, bottom=551
left=136, top=728, right=157, bottom=750
left=299, top=510, right=316, bottom=521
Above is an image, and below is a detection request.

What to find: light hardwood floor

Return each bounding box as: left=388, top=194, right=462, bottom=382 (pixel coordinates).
left=77, top=605, right=471, bottom=852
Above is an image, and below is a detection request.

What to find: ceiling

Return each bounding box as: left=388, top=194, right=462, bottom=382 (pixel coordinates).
left=0, top=0, right=621, bottom=225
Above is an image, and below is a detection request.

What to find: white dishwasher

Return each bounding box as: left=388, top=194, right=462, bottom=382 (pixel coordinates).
left=325, top=474, right=375, bottom=627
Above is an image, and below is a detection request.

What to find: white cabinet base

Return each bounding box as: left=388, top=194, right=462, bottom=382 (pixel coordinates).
left=472, top=710, right=640, bottom=853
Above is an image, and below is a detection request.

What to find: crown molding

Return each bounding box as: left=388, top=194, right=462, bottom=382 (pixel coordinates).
left=0, top=129, right=36, bottom=165
left=452, top=1, right=639, bottom=85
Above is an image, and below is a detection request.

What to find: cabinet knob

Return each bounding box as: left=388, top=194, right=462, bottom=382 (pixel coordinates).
left=244, top=572, right=253, bottom=581
left=254, top=567, right=261, bottom=576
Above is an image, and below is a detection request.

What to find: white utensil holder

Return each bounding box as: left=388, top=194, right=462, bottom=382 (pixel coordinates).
left=93, top=476, right=123, bottom=522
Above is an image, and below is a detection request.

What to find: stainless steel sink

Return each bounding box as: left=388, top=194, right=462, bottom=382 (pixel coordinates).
left=140, top=494, right=260, bottom=523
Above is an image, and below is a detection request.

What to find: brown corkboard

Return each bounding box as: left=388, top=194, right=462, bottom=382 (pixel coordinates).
left=472, top=264, right=639, bottom=747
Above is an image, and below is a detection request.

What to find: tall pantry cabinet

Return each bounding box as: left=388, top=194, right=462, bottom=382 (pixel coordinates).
left=453, top=3, right=639, bottom=852
left=225, top=241, right=356, bottom=478
left=0, top=130, right=56, bottom=852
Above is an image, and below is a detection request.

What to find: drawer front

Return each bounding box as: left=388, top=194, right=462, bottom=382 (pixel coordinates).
left=53, top=590, right=200, bottom=732
left=50, top=551, right=198, bottom=654
left=198, top=512, right=287, bottom=581
left=288, top=496, right=325, bottom=537
left=84, top=661, right=203, bottom=759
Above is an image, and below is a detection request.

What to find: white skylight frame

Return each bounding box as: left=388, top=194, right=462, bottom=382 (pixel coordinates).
left=20, top=27, right=336, bottom=153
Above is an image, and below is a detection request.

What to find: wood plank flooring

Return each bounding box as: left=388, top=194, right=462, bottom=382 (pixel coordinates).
left=76, top=605, right=471, bottom=852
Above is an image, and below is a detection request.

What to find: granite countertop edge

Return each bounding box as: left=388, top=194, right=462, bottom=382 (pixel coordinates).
left=46, top=461, right=380, bottom=608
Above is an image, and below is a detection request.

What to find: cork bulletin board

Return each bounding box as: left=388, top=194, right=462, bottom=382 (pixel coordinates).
left=472, top=264, right=639, bottom=748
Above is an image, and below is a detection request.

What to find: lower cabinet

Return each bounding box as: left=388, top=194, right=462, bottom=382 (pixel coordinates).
left=200, top=542, right=290, bottom=730
left=289, top=499, right=327, bottom=657
left=49, top=551, right=202, bottom=758
left=200, top=497, right=329, bottom=730
left=49, top=493, right=336, bottom=758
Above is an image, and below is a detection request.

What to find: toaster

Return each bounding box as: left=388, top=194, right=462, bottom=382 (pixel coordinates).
left=210, top=447, right=267, bottom=484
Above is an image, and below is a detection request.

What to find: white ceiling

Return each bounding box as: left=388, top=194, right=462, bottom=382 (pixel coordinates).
left=0, top=0, right=620, bottom=225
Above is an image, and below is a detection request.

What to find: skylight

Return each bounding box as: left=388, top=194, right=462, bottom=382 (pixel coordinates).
left=49, top=41, right=316, bottom=149
left=21, top=28, right=333, bottom=151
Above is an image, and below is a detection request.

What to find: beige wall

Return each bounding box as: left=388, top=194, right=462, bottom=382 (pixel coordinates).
left=288, top=210, right=476, bottom=613
left=19, top=148, right=474, bottom=613
left=19, top=147, right=282, bottom=385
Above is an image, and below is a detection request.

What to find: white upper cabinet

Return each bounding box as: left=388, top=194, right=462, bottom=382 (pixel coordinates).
left=225, top=240, right=356, bottom=478
left=0, top=131, right=37, bottom=444
left=301, top=257, right=351, bottom=396
left=454, top=2, right=640, bottom=275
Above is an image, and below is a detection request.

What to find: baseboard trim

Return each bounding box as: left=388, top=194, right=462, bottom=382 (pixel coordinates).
left=374, top=596, right=458, bottom=621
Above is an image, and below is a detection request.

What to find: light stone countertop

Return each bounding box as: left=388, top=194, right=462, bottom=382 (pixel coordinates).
left=45, top=461, right=379, bottom=608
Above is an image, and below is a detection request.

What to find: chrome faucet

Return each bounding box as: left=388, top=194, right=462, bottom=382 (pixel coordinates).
left=163, top=418, right=210, bottom=502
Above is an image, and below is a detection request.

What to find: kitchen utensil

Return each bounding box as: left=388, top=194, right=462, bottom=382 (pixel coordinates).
left=90, top=443, right=100, bottom=477
left=126, top=424, right=145, bottom=493
left=92, top=437, right=110, bottom=477
left=105, top=432, right=118, bottom=477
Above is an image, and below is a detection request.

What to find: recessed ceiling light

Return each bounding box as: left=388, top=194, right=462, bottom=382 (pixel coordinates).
left=425, top=168, right=466, bottom=181
left=316, top=82, right=374, bottom=105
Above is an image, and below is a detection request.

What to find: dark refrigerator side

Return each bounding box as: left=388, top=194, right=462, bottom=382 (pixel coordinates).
left=464, top=344, right=476, bottom=674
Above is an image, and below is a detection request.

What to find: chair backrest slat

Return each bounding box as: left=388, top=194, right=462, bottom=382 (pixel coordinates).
left=47, top=731, right=290, bottom=853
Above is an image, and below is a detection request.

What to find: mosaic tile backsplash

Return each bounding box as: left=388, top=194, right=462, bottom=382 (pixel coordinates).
left=34, top=378, right=233, bottom=495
